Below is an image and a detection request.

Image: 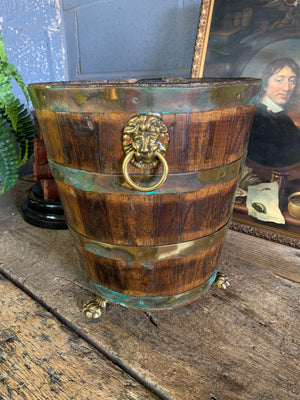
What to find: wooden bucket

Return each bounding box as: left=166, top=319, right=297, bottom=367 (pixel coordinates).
left=29, top=78, right=261, bottom=311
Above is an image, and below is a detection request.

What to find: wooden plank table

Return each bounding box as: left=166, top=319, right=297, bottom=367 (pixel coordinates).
left=0, top=274, right=159, bottom=400
left=0, top=180, right=299, bottom=399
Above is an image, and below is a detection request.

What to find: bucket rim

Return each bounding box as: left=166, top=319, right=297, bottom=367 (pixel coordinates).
left=28, top=77, right=261, bottom=90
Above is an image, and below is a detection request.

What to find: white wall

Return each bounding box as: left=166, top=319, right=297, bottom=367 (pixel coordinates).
left=1, top=0, right=66, bottom=102
left=1, top=0, right=201, bottom=95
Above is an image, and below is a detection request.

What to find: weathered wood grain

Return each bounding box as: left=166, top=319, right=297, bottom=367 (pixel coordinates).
left=224, top=230, right=300, bottom=283
left=0, top=181, right=299, bottom=400
left=0, top=274, right=159, bottom=400
left=35, top=102, right=256, bottom=304
left=56, top=179, right=236, bottom=244
left=36, top=106, right=255, bottom=173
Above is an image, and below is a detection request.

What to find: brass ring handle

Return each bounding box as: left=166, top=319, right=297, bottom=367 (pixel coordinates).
left=122, top=151, right=169, bottom=192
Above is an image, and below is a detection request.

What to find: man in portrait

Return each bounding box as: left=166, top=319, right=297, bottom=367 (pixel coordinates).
left=246, top=57, right=300, bottom=168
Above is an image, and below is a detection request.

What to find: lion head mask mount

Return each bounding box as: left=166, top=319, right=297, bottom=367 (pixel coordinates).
left=122, top=114, right=169, bottom=170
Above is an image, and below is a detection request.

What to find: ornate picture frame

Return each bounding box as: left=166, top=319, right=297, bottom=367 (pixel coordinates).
left=194, top=0, right=300, bottom=248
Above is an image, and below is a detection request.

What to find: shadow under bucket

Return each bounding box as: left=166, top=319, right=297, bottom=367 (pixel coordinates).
left=28, top=77, right=261, bottom=311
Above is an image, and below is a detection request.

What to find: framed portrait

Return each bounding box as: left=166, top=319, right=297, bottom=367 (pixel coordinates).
left=200, top=0, right=300, bottom=248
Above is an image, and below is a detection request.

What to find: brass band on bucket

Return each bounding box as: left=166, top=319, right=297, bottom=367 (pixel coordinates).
left=49, top=157, right=244, bottom=194
left=69, top=223, right=228, bottom=263
left=88, top=270, right=218, bottom=311
left=28, top=80, right=261, bottom=114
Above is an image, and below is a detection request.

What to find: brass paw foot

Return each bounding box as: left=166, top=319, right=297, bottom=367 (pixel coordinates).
left=212, top=271, right=230, bottom=290
left=82, top=297, right=107, bottom=319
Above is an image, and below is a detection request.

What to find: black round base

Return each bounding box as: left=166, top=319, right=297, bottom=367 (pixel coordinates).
left=21, top=182, right=68, bottom=230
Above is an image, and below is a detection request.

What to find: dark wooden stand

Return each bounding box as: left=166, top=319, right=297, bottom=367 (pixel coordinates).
left=21, top=181, right=67, bottom=229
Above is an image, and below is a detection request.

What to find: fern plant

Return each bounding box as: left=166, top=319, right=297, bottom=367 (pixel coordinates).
left=0, top=35, right=34, bottom=195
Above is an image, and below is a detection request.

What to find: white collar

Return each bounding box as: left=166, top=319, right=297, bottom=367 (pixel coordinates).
left=260, top=95, right=284, bottom=113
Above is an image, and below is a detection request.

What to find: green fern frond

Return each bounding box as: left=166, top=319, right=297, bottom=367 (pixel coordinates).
left=0, top=35, right=30, bottom=131
left=0, top=36, right=29, bottom=103
left=0, top=35, right=34, bottom=194
left=0, top=81, right=19, bottom=130
left=14, top=100, right=34, bottom=166
left=0, top=127, right=19, bottom=195
left=7, top=65, right=29, bottom=103
left=0, top=39, right=8, bottom=63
